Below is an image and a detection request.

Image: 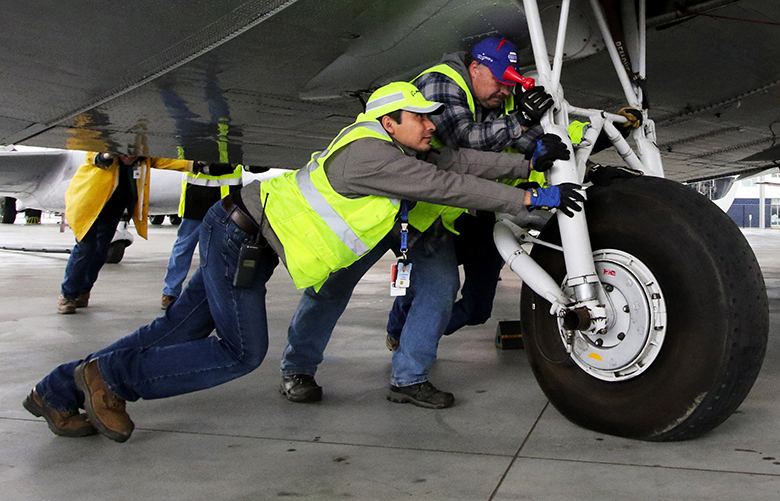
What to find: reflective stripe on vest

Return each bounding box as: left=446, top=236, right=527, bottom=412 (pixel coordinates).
left=178, top=166, right=242, bottom=216
left=295, top=120, right=397, bottom=257
left=184, top=176, right=242, bottom=187
left=296, top=164, right=370, bottom=256
left=261, top=117, right=400, bottom=290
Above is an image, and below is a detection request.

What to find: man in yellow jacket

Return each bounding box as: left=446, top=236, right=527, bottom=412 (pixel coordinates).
left=58, top=153, right=191, bottom=314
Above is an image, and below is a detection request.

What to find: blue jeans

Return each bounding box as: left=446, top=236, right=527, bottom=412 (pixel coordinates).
left=36, top=201, right=278, bottom=411
left=281, top=232, right=459, bottom=386
left=60, top=199, right=125, bottom=299
left=445, top=227, right=504, bottom=334
left=387, top=212, right=504, bottom=337
left=162, top=217, right=202, bottom=297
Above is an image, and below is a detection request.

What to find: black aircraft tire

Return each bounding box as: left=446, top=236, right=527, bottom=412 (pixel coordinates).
left=1, top=197, right=17, bottom=224
left=520, top=176, right=768, bottom=441
left=169, top=215, right=181, bottom=226
left=105, top=241, right=127, bottom=264
left=150, top=215, right=165, bottom=225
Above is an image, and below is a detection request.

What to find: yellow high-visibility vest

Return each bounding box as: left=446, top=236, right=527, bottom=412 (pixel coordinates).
left=261, top=115, right=401, bottom=291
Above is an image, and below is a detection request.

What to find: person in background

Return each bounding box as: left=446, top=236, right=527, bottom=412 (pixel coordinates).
left=161, top=164, right=243, bottom=309
left=57, top=153, right=191, bottom=314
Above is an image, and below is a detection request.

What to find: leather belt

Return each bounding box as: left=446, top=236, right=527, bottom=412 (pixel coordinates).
left=222, top=195, right=259, bottom=236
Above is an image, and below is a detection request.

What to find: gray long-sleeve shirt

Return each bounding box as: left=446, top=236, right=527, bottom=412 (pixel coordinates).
left=241, top=137, right=531, bottom=265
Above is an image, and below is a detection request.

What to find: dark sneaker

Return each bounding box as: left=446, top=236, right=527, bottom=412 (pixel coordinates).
left=57, top=295, right=76, bottom=314
left=386, top=381, right=454, bottom=409
left=161, top=294, right=177, bottom=309
left=280, top=374, right=322, bottom=403
left=23, top=389, right=98, bottom=437
left=75, top=291, right=90, bottom=308
left=74, top=359, right=134, bottom=442
left=385, top=334, right=399, bottom=352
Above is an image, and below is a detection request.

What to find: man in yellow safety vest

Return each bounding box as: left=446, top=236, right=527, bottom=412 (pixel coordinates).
left=25, top=82, right=580, bottom=441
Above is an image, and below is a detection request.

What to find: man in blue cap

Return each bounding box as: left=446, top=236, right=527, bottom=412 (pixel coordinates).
left=381, top=37, right=556, bottom=346
left=387, top=37, right=641, bottom=346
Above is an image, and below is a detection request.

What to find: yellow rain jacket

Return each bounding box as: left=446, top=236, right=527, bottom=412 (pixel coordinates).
left=65, top=153, right=191, bottom=241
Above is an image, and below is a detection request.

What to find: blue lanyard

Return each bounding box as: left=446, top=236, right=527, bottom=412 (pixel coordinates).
left=400, top=200, right=409, bottom=260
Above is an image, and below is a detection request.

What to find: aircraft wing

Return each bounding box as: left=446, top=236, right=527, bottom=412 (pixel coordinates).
left=1, top=0, right=778, bottom=182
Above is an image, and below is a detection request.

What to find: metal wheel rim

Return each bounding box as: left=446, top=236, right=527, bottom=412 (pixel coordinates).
left=559, top=249, right=667, bottom=382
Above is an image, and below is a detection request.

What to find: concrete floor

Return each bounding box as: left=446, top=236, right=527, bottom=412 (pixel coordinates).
left=1, top=218, right=780, bottom=500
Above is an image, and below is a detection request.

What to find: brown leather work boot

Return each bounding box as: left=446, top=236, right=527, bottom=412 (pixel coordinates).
left=57, top=295, right=76, bottom=314
left=74, top=360, right=134, bottom=443
left=23, top=389, right=97, bottom=437
left=74, top=291, right=90, bottom=308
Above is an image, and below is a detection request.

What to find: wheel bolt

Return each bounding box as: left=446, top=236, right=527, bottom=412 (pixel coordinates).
left=604, top=284, right=614, bottom=292
left=617, top=332, right=626, bottom=340
left=623, top=305, right=630, bottom=313
left=595, top=338, right=604, bottom=347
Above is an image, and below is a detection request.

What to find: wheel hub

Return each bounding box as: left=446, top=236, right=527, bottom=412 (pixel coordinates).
left=558, top=249, right=667, bottom=381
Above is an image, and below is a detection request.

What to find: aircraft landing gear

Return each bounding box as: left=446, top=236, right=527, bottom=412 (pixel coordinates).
left=520, top=176, right=768, bottom=441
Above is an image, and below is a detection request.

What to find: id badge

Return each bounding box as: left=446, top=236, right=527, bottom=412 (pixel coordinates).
left=390, top=262, right=407, bottom=296
left=132, top=166, right=141, bottom=179
left=395, top=260, right=412, bottom=288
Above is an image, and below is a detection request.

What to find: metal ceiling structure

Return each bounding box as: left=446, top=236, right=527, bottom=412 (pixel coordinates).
left=0, top=0, right=778, bottom=182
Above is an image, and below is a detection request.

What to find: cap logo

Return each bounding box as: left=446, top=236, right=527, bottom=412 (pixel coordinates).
left=508, top=52, right=517, bottom=64
left=475, top=54, right=494, bottom=63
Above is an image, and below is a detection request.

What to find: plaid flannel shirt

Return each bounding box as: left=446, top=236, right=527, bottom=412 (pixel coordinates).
left=413, top=70, right=544, bottom=154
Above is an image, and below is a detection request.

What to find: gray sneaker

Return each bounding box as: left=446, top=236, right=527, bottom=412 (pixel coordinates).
left=386, top=381, right=454, bottom=409
left=280, top=374, right=322, bottom=403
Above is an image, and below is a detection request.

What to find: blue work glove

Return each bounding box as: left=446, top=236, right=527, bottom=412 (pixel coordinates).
left=528, top=183, right=585, bottom=217
left=530, top=133, right=570, bottom=172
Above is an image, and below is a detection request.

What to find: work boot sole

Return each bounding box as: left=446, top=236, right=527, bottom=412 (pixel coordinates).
left=385, top=388, right=453, bottom=409
left=74, top=362, right=132, bottom=443
left=279, top=383, right=322, bottom=403
left=23, top=393, right=97, bottom=438
left=57, top=307, right=76, bottom=314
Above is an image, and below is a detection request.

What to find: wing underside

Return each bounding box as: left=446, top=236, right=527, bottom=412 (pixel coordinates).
left=0, top=0, right=778, bottom=182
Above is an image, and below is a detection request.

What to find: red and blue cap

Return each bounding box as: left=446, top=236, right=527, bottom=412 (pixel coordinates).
left=471, top=37, right=535, bottom=89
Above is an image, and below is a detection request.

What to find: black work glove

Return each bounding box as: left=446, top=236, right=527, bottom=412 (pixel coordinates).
left=516, top=86, right=554, bottom=126
left=528, top=183, right=585, bottom=217
left=193, top=161, right=236, bottom=176
left=556, top=183, right=586, bottom=217
left=243, top=165, right=270, bottom=174
left=586, top=163, right=643, bottom=186
left=93, top=153, right=116, bottom=167
left=207, top=162, right=236, bottom=176
left=516, top=181, right=541, bottom=190
left=529, top=133, right=570, bottom=172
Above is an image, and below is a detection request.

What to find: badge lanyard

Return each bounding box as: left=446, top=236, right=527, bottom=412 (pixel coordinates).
left=391, top=200, right=412, bottom=296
